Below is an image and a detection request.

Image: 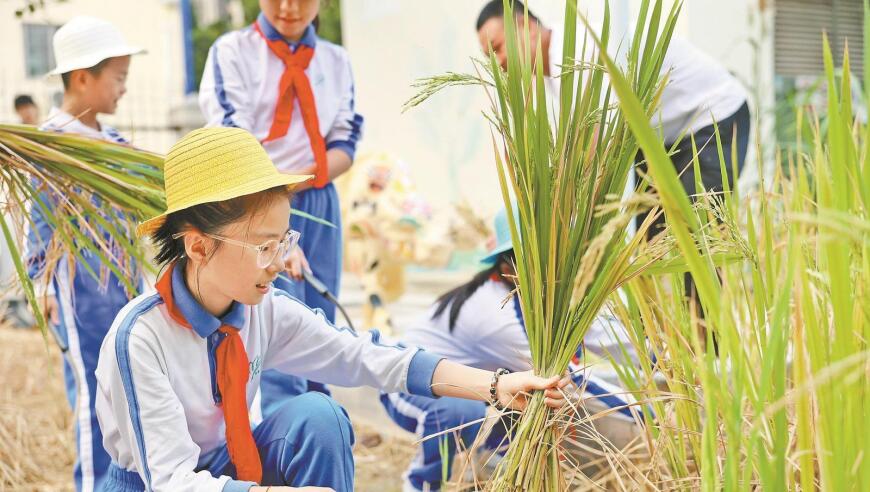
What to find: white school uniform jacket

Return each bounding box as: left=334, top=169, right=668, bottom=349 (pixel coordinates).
left=547, top=25, right=747, bottom=144
left=198, top=15, right=363, bottom=172
left=40, top=107, right=129, bottom=143
left=95, top=266, right=441, bottom=491
left=401, top=278, right=637, bottom=373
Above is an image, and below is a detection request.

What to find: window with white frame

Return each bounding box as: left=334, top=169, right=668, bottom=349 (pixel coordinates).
left=23, top=23, right=59, bottom=78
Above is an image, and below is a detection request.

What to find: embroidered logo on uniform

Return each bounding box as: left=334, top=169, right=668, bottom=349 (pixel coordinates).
left=249, top=355, right=263, bottom=380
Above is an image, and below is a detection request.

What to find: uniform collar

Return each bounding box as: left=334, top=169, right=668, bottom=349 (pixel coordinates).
left=166, top=263, right=246, bottom=338
left=42, top=107, right=105, bottom=139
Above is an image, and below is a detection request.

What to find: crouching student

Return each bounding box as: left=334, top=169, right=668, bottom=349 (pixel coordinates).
left=381, top=209, right=643, bottom=492
left=94, top=127, right=569, bottom=491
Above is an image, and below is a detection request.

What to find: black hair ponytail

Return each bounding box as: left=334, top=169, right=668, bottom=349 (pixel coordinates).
left=431, top=251, right=515, bottom=331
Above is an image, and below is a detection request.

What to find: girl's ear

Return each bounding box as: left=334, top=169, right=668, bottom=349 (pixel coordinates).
left=184, top=231, right=211, bottom=265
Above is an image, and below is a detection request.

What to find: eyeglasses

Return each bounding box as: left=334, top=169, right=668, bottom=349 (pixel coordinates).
left=173, top=230, right=301, bottom=269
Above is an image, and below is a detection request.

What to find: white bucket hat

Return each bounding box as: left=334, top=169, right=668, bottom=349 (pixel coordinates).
left=48, top=16, right=145, bottom=76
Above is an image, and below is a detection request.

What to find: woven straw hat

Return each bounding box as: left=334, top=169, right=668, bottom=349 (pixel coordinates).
left=137, top=127, right=311, bottom=237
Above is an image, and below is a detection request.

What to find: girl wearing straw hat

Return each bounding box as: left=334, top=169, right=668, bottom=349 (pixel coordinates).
left=94, top=127, right=570, bottom=491
left=199, top=0, right=358, bottom=415
left=25, top=16, right=144, bottom=492
left=380, top=209, right=643, bottom=492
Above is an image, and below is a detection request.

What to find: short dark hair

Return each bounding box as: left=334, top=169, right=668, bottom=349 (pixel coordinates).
left=14, top=94, right=36, bottom=109
left=476, top=0, right=539, bottom=31
left=151, top=186, right=292, bottom=270
left=60, top=58, right=110, bottom=90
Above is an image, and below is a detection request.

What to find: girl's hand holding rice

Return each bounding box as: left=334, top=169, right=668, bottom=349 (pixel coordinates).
left=496, top=371, right=572, bottom=411
left=429, top=360, right=571, bottom=411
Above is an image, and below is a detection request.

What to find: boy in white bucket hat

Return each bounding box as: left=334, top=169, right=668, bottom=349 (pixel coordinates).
left=24, top=15, right=144, bottom=492
left=43, top=15, right=144, bottom=135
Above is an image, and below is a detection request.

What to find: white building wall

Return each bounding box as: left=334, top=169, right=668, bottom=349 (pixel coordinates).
left=340, top=0, right=503, bottom=217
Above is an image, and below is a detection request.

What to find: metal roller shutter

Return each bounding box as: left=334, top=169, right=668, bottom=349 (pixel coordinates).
left=775, top=0, right=863, bottom=77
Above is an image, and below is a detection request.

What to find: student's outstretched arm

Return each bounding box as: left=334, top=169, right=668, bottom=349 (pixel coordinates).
left=431, top=359, right=570, bottom=410
left=266, top=293, right=569, bottom=409
left=266, top=292, right=443, bottom=397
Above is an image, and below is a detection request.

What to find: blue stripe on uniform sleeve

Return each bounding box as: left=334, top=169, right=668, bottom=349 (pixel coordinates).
left=115, top=294, right=164, bottom=489
left=274, top=290, right=409, bottom=350
left=348, top=113, right=363, bottom=145
left=211, top=43, right=239, bottom=128
left=273, top=290, right=361, bottom=339
left=326, top=140, right=356, bottom=161
left=25, top=190, right=55, bottom=279
left=349, top=113, right=363, bottom=143
left=406, top=350, right=443, bottom=398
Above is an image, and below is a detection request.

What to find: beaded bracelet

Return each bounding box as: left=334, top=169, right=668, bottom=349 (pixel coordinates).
left=490, top=368, right=510, bottom=409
